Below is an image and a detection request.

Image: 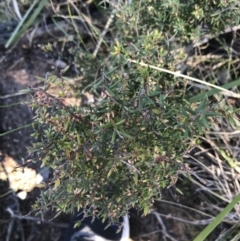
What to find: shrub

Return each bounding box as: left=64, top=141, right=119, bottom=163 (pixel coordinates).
left=30, top=0, right=240, bottom=222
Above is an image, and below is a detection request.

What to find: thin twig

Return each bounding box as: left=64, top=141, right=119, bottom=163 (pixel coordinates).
left=6, top=208, right=68, bottom=228
left=6, top=219, right=14, bottom=241
left=0, top=90, right=35, bottom=99
left=119, top=159, right=140, bottom=174
left=151, top=211, right=178, bottom=241
left=156, top=199, right=214, bottom=218
left=127, top=59, right=240, bottom=98
left=93, top=14, right=114, bottom=57
left=152, top=211, right=213, bottom=226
